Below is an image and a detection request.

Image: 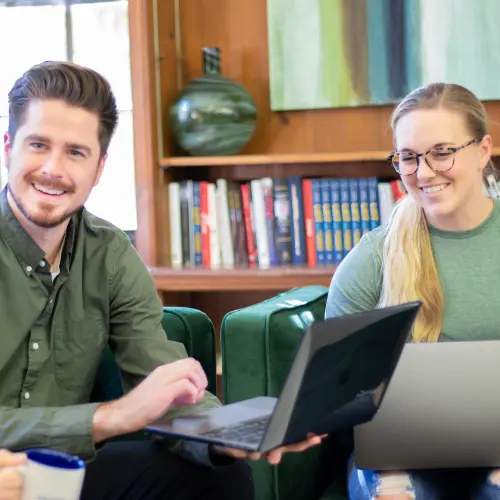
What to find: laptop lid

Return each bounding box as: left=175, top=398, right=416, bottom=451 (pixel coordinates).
left=354, top=340, right=500, bottom=470
left=259, top=301, right=421, bottom=451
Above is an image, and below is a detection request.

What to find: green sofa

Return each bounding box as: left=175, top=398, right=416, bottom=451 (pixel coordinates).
left=90, top=306, right=218, bottom=403
left=221, top=285, right=349, bottom=500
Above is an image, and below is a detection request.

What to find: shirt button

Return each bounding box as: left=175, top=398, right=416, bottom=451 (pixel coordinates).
left=26, top=266, right=32, bottom=272
left=33, top=343, right=39, bottom=350
left=24, top=392, right=30, bottom=400
left=39, top=261, right=46, bottom=267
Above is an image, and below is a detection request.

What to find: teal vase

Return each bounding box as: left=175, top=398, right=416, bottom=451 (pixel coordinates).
left=169, top=47, right=257, bottom=156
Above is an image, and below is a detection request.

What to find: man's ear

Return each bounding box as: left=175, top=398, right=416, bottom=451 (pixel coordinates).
left=4, top=132, right=11, bottom=170
left=93, top=154, right=107, bottom=187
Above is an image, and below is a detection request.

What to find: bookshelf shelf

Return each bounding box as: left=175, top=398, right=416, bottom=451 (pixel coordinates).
left=159, top=151, right=391, bottom=168
left=160, top=148, right=500, bottom=169
left=149, top=266, right=337, bottom=291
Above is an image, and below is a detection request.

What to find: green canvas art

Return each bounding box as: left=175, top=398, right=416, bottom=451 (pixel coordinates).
left=267, top=0, right=500, bottom=111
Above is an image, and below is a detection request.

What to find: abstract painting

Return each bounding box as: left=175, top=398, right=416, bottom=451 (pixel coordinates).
left=267, top=0, right=500, bottom=111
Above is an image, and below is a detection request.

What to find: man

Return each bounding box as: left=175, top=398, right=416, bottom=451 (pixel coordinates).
left=0, top=61, right=324, bottom=499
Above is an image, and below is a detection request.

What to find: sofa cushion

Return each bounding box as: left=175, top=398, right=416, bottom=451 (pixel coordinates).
left=221, top=286, right=345, bottom=500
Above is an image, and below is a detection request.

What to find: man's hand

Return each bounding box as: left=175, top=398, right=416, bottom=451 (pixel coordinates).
left=0, top=450, right=26, bottom=500
left=210, top=433, right=327, bottom=465
left=92, top=358, right=208, bottom=443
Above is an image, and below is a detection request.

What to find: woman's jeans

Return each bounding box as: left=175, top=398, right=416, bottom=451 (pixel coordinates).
left=349, top=458, right=500, bottom=499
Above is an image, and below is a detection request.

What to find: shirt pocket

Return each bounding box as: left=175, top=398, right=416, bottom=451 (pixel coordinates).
left=54, top=316, right=109, bottom=398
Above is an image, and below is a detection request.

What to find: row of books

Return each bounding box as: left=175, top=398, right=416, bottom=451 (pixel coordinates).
left=168, top=176, right=407, bottom=270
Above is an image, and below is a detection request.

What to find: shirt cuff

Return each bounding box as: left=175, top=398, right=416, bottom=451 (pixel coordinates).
left=50, top=403, right=101, bottom=461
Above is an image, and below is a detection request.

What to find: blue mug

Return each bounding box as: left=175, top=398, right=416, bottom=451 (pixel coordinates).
left=18, top=448, right=85, bottom=500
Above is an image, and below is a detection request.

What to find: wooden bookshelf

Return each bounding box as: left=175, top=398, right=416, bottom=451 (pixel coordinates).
left=129, top=0, right=500, bottom=333
left=149, top=266, right=336, bottom=291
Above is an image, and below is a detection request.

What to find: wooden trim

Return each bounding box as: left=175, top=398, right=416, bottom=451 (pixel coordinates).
left=149, top=266, right=336, bottom=291
left=160, top=147, right=500, bottom=169
left=128, top=0, right=159, bottom=265
left=160, top=151, right=390, bottom=168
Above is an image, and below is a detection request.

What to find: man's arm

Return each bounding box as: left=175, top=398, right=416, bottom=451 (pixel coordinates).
left=102, top=236, right=222, bottom=466
left=0, top=404, right=100, bottom=459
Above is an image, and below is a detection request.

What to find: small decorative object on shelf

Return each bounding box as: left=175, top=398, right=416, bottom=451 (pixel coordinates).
left=169, top=47, right=258, bottom=156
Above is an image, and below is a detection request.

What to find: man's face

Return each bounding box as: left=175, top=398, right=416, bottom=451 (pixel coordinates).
left=4, top=98, right=106, bottom=228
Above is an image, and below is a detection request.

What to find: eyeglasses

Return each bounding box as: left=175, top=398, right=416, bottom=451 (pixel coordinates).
left=387, top=136, right=483, bottom=176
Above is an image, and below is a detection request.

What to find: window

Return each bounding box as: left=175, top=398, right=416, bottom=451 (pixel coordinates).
left=0, top=0, right=137, bottom=231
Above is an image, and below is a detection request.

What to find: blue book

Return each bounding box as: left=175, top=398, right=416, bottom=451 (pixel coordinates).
left=358, top=178, right=371, bottom=235
left=321, top=179, right=334, bottom=264
left=311, top=179, right=325, bottom=265
left=367, top=177, right=381, bottom=230
left=329, top=179, right=344, bottom=263
left=339, top=178, right=353, bottom=258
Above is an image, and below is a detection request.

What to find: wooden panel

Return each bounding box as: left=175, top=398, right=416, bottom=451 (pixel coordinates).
left=174, top=0, right=394, bottom=155
left=149, top=266, right=336, bottom=291
left=160, top=0, right=500, bottom=157
left=129, top=0, right=160, bottom=265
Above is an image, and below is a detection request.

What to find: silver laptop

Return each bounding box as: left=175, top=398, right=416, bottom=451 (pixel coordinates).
left=146, top=302, right=420, bottom=452
left=354, top=340, right=500, bottom=470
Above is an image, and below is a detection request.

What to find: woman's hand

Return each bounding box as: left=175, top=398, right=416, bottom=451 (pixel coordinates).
left=211, top=433, right=327, bottom=465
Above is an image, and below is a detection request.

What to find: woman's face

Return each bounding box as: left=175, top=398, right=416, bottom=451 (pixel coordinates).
left=394, top=108, right=492, bottom=229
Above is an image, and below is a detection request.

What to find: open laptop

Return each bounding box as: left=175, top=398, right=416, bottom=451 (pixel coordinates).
left=145, top=301, right=421, bottom=452
left=354, top=339, right=500, bottom=470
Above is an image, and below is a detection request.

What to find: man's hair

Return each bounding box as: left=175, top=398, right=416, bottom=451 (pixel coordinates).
left=8, top=60, right=119, bottom=158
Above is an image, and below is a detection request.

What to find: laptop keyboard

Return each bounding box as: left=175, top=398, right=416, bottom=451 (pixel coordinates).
left=200, top=416, right=269, bottom=444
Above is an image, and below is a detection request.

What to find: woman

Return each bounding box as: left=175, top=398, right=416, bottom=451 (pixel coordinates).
left=325, top=82, right=500, bottom=499
left=0, top=450, right=25, bottom=500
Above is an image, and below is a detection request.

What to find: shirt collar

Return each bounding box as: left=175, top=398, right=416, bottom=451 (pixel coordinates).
left=0, top=186, right=78, bottom=276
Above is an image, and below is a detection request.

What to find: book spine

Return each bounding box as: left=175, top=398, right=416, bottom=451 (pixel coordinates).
left=200, top=181, right=210, bottom=269
left=311, top=179, right=325, bottom=265
left=321, top=179, right=333, bottom=264
left=168, top=182, right=183, bottom=269
left=240, top=183, right=258, bottom=267
left=288, top=176, right=306, bottom=265
left=262, top=178, right=278, bottom=266
left=302, top=178, right=317, bottom=267
left=349, top=178, right=361, bottom=246
left=340, top=178, right=353, bottom=257
left=367, top=177, right=381, bottom=230
left=273, top=178, right=292, bottom=265
left=358, top=177, right=371, bottom=235
left=192, top=181, right=202, bottom=267
left=329, top=179, right=344, bottom=263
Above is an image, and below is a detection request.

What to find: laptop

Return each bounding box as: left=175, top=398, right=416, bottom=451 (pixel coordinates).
left=354, top=339, right=500, bottom=470
left=145, top=301, right=421, bottom=453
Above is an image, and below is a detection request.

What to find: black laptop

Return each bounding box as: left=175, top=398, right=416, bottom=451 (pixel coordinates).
left=145, top=301, right=421, bottom=452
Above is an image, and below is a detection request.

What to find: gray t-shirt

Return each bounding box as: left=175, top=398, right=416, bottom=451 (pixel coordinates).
left=325, top=200, right=500, bottom=342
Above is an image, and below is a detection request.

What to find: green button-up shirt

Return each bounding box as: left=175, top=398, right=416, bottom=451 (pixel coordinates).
left=0, top=188, right=221, bottom=463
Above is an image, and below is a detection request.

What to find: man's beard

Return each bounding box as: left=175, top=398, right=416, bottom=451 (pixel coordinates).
left=7, top=183, right=82, bottom=229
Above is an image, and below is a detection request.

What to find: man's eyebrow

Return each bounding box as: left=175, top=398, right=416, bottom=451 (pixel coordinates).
left=66, top=142, right=92, bottom=155
left=24, top=134, right=92, bottom=155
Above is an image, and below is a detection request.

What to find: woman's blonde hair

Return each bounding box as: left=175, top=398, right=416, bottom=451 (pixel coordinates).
left=379, top=83, right=494, bottom=343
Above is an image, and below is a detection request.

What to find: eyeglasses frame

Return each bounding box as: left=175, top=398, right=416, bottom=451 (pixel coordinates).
left=386, top=136, right=484, bottom=176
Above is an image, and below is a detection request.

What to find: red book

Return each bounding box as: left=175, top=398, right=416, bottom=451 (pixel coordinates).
left=302, top=178, right=317, bottom=267
left=200, top=181, right=210, bottom=269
